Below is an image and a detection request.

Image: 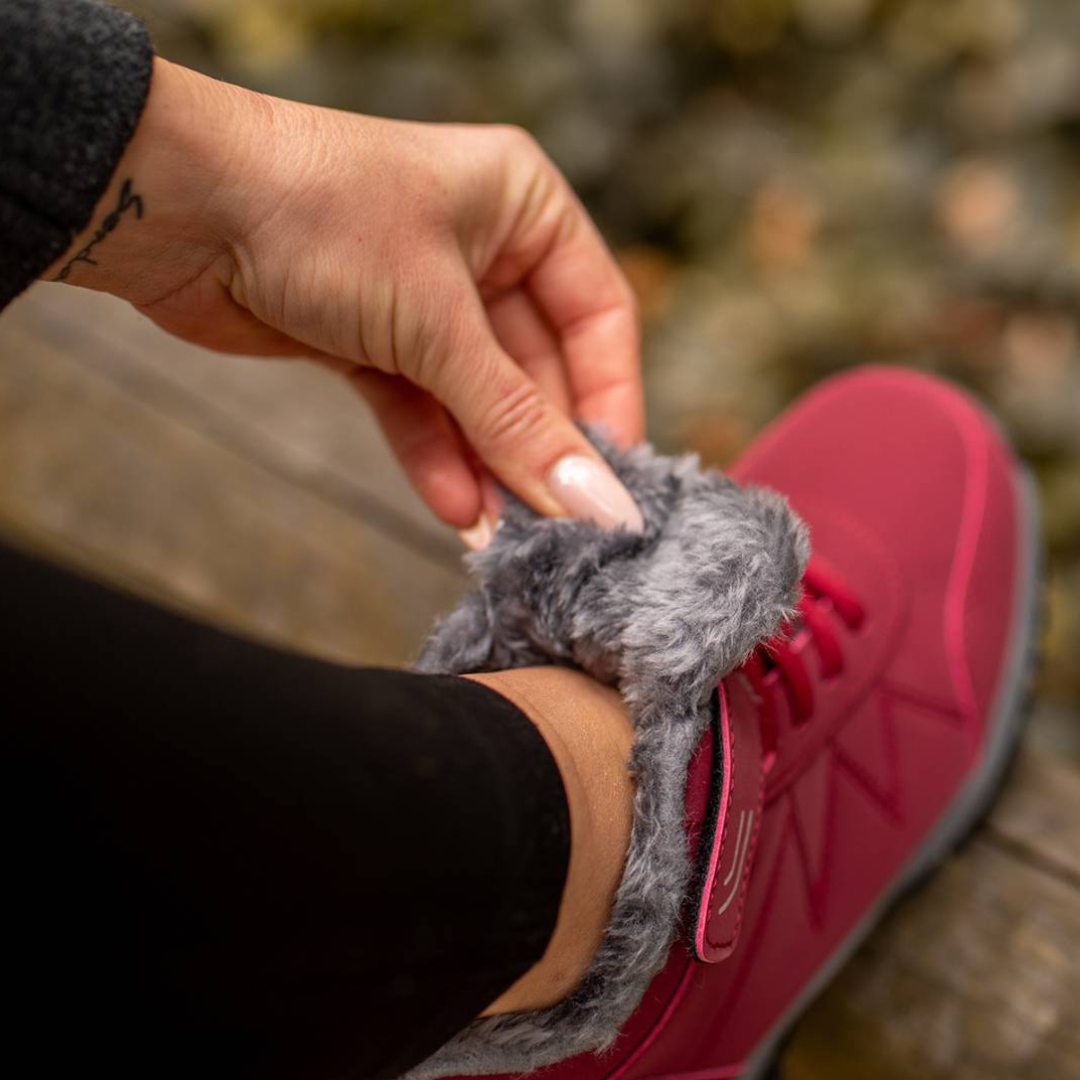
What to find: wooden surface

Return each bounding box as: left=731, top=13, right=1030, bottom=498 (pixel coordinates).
left=1, top=284, right=1077, bottom=1078
left=0, top=284, right=465, bottom=667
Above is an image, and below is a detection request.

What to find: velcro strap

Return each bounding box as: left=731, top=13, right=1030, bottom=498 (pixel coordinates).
left=690, top=679, right=766, bottom=963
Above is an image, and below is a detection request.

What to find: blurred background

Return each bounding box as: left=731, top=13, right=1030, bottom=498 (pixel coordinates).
left=124, top=0, right=1080, bottom=747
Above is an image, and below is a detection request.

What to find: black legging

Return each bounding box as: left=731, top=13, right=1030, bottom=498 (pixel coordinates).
left=0, top=538, right=570, bottom=1080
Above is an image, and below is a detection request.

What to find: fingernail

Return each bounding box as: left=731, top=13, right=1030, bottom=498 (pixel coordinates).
left=547, top=455, right=644, bottom=532
left=459, top=514, right=494, bottom=551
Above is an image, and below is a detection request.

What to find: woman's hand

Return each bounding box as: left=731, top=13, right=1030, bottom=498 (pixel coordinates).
left=44, top=58, right=644, bottom=541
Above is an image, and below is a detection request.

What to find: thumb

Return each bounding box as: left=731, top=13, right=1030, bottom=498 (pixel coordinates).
left=420, top=305, right=643, bottom=532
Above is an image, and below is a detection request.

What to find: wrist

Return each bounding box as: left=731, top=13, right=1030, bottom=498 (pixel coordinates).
left=42, top=58, right=249, bottom=305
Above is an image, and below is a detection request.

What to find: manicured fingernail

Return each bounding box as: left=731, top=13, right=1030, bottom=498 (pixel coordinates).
left=547, top=455, right=644, bottom=532
left=459, top=514, right=494, bottom=551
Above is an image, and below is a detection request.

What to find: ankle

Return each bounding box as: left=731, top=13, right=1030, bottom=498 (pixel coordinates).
left=464, top=667, right=634, bottom=1015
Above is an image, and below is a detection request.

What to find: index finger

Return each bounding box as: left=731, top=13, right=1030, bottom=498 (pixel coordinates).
left=526, top=189, right=645, bottom=448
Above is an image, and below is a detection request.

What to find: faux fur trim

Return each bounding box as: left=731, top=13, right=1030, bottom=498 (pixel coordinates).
left=408, top=433, right=809, bottom=1079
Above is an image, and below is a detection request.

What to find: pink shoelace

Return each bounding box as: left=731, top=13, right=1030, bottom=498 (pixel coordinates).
left=741, top=559, right=866, bottom=764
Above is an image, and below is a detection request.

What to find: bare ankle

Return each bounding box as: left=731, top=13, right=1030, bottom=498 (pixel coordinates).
left=464, top=667, right=634, bottom=1015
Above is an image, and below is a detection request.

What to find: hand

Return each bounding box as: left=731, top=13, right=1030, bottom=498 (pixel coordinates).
left=45, top=59, right=644, bottom=541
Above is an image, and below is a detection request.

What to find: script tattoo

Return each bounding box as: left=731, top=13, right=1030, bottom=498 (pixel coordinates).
left=53, top=178, right=144, bottom=282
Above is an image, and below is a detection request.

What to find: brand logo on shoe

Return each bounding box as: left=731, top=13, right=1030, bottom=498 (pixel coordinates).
left=716, top=809, right=754, bottom=916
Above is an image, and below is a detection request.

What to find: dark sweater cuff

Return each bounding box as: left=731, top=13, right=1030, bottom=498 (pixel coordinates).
left=0, top=0, right=154, bottom=310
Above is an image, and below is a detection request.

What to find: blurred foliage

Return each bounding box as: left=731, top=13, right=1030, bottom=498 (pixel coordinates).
left=130, top=0, right=1080, bottom=718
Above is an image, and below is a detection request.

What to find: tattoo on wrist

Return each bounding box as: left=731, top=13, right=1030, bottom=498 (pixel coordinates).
left=53, top=179, right=144, bottom=282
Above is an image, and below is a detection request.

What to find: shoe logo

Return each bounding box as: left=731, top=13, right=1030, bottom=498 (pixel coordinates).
left=717, top=809, right=754, bottom=916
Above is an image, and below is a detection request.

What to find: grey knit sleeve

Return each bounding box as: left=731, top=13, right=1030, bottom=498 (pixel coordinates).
left=0, top=0, right=154, bottom=311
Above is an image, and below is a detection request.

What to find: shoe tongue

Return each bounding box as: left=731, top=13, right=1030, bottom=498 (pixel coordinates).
left=684, top=677, right=766, bottom=964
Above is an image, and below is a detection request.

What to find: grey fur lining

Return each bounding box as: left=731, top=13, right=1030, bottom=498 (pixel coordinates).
left=408, top=433, right=809, bottom=1079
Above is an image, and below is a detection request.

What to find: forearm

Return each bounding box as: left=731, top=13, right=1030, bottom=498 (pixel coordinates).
left=0, top=0, right=153, bottom=310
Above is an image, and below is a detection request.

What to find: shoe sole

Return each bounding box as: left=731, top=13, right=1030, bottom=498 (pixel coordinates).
left=738, top=462, right=1044, bottom=1080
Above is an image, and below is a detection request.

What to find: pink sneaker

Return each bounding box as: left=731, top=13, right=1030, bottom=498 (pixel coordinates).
left=595, top=365, right=1040, bottom=1079
left=418, top=366, right=1040, bottom=1080
left=579, top=366, right=1038, bottom=1079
